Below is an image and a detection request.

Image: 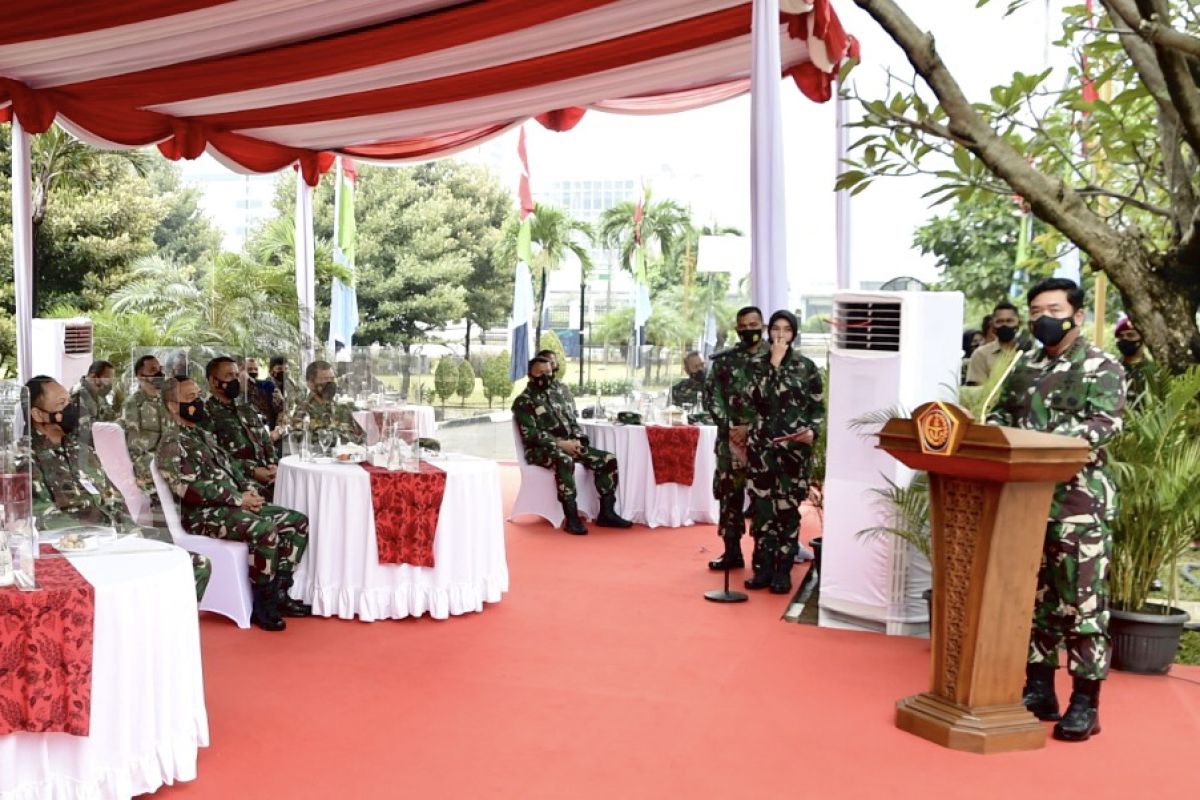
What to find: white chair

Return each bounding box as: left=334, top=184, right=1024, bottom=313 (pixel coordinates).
left=150, top=459, right=253, bottom=629
left=509, top=421, right=599, bottom=527
left=90, top=422, right=152, bottom=526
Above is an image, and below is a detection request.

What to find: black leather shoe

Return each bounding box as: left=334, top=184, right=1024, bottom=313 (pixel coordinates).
left=251, top=583, right=286, bottom=632
left=744, top=546, right=771, bottom=590
left=561, top=501, right=588, bottom=535
left=770, top=556, right=793, bottom=594
left=1021, top=663, right=1060, bottom=721
left=596, top=494, right=633, bottom=528
left=275, top=573, right=312, bottom=617
left=1053, top=679, right=1101, bottom=742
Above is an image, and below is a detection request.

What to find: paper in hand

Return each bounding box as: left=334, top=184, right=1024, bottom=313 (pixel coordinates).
left=771, top=429, right=812, bottom=445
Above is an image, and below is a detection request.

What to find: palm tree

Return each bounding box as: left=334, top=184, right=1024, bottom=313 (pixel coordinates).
left=110, top=253, right=303, bottom=357
left=598, top=192, right=689, bottom=286
left=496, top=203, right=595, bottom=345
left=30, top=125, right=153, bottom=313
left=666, top=221, right=743, bottom=324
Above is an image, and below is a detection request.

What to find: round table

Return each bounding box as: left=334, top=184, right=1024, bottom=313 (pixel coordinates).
left=274, top=455, right=508, bottom=621
left=0, top=538, right=207, bottom=800
left=580, top=422, right=718, bottom=528
left=352, top=406, right=436, bottom=446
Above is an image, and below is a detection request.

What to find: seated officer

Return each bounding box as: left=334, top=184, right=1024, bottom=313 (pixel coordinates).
left=294, top=360, right=365, bottom=445
left=203, top=356, right=279, bottom=501
left=511, top=357, right=632, bottom=535
left=26, top=376, right=211, bottom=601
left=157, top=376, right=311, bottom=631
left=670, top=351, right=707, bottom=409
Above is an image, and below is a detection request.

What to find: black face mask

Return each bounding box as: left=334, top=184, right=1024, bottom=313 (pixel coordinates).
left=272, top=371, right=286, bottom=383
left=995, top=325, right=1018, bottom=344
left=247, top=371, right=259, bottom=379
left=689, top=369, right=706, bottom=382
left=46, top=404, right=80, bottom=435
left=529, top=374, right=552, bottom=391
left=320, top=382, right=338, bottom=402
left=738, top=328, right=762, bottom=347
left=219, top=378, right=241, bottom=400
left=1032, top=314, right=1076, bottom=347
left=1117, top=339, right=1142, bottom=358
left=179, top=401, right=207, bottom=425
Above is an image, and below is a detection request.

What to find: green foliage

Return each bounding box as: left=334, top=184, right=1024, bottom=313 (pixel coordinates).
left=481, top=351, right=515, bottom=408
left=433, top=357, right=458, bottom=407
left=856, top=473, right=932, bottom=560
left=1178, top=631, right=1200, bottom=666
left=807, top=367, right=830, bottom=510
left=455, top=358, right=476, bottom=406
left=598, top=193, right=689, bottom=294
left=538, top=330, right=568, bottom=382
left=578, top=379, right=634, bottom=397
left=1107, top=366, right=1200, bottom=611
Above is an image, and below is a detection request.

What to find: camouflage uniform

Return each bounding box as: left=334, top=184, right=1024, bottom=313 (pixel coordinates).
left=71, top=377, right=119, bottom=425
left=31, top=430, right=211, bottom=600
left=745, top=352, right=824, bottom=562
left=554, top=379, right=577, bottom=411
left=1121, top=358, right=1156, bottom=407
left=989, top=337, right=1125, bottom=680
left=703, top=346, right=769, bottom=542
left=511, top=382, right=619, bottom=503
left=248, top=379, right=287, bottom=430
left=202, top=396, right=277, bottom=500
left=123, top=388, right=169, bottom=493
left=293, top=392, right=364, bottom=445
left=669, top=376, right=705, bottom=409
left=156, top=424, right=308, bottom=587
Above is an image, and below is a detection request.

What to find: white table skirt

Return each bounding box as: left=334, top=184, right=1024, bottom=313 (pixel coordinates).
left=580, top=422, right=718, bottom=528
left=352, top=406, right=436, bottom=446
left=275, top=455, right=508, bottom=621
left=0, top=539, right=207, bottom=800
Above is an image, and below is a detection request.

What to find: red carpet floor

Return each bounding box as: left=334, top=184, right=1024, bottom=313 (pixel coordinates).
left=156, top=466, right=1200, bottom=800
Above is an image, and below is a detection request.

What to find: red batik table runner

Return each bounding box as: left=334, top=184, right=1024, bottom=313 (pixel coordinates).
left=644, top=425, right=700, bottom=486
left=0, top=546, right=95, bottom=736
left=360, top=462, right=447, bottom=567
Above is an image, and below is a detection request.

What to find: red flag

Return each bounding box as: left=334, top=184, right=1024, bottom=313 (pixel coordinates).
left=517, top=127, right=534, bottom=219
left=341, top=155, right=358, bottom=184
left=633, top=192, right=644, bottom=246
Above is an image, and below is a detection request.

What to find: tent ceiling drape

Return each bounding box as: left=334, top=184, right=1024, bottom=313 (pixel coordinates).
left=0, top=0, right=853, bottom=183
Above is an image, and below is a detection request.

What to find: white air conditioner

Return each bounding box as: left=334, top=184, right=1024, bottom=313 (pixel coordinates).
left=818, top=291, right=963, bottom=635
left=32, top=318, right=94, bottom=388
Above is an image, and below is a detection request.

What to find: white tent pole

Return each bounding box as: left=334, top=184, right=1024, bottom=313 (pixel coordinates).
left=294, top=169, right=316, bottom=366
left=749, top=0, right=788, bottom=315
left=11, top=118, right=34, bottom=384
left=834, top=76, right=852, bottom=292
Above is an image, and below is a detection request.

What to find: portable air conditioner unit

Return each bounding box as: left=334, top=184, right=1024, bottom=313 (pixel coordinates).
left=32, top=317, right=94, bottom=388
left=818, top=291, right=963, bottom=635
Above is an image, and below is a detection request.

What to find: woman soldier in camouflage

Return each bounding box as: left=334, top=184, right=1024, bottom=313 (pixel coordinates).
left=744, top=310, right=824, bottom=594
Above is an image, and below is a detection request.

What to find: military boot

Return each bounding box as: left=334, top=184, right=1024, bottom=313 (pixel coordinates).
left=708, top=536, right=745, bottom=570
left=770, top=552, right=793, bottom=595
left=251, top=582, right=286, bottom=632
left=1053, top=678, right=1101, bottom=742
left=1021, top=663, right=1060, bottom=721
left=596, top=494, right=633, bottom=528
left=744, top=542, right=771, bottom=590
left=274, top=572, right=313, bottom=618
left=561, top=500, right=588, bottom=535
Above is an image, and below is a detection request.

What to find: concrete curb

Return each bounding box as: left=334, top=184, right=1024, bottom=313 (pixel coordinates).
left=439, top=411, right=512, bottom=429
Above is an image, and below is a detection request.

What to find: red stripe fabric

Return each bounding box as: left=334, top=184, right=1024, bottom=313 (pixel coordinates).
left=0, top=1, right=233, bottom=46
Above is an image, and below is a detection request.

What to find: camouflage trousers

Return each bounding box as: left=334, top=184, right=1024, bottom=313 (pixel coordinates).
left=746, top=447, right=809, bottom=561
left=191, top=553, right=212, bottom=602
left=183, top=503, right=309, bottom=587
left=526, top=445, right=618, bottom=503
left=1028, top=520, right=1112, bottom=680
left=712, top=453, right=748, bottom=542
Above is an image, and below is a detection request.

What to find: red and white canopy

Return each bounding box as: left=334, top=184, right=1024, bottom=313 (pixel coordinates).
left=0, top=0, right=854, bottom=184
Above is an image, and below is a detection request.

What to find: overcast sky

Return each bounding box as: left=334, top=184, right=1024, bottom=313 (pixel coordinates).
left=463, top=0, right=1070, bottom=299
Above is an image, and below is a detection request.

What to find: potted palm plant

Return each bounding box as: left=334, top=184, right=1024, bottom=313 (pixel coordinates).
left=1105, top=366, right=1200, bottom=674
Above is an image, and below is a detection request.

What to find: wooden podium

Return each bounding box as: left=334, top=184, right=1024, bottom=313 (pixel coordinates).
left=877, top=403, right=1090, bottom=754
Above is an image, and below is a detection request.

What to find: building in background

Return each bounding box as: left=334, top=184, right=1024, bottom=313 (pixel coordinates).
left=178, top=156, right=277, bottom=251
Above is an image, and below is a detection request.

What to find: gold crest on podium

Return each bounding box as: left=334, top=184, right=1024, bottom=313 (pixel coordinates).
left=915, top=401, right=968, bottom=457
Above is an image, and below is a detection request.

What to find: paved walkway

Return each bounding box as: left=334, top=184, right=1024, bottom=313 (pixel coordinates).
left=437, top=415, right=517, bottom=461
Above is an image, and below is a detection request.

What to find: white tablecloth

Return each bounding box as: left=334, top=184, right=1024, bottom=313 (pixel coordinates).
left=275, top=455, right=508, bottom=621
left=580, top=422, right=718, bottom=528
left=0, top=539, right=207, bottom=800
left=352, top=405, right=436, bottom=445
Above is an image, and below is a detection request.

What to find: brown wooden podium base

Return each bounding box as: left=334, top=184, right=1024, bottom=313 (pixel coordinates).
left=895, top=693, right=1047, bottom=754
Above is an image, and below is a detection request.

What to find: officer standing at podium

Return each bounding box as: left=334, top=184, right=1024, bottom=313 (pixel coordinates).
left=988, top=277, right=1125, bottom=743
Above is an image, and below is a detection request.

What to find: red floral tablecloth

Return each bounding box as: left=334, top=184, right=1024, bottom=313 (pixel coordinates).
left=0, top=545, right=95, bottom=736
left=644, top=425, right=700, bottom=486
left=361, top=462, right=446, bottom=567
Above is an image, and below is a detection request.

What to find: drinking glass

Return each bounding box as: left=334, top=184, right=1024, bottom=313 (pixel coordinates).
left=317, top=430, right=334, bottom=456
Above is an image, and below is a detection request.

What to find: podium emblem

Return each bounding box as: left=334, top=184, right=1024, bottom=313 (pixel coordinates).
left=916, top=402, right=963, bottom=456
